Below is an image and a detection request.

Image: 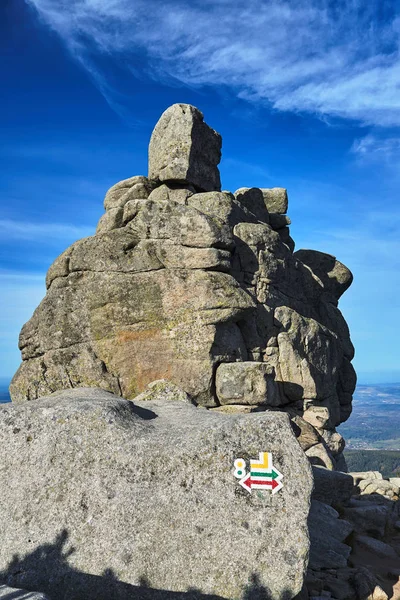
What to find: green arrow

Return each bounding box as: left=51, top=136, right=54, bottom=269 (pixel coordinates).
left=250, top=469, right=280, bottom=479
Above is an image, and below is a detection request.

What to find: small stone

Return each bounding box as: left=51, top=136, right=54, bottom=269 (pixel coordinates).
left=312, top=466, right=354, bottom=505
left=305, top=442, right=335, bottom=470
left=308, top=499, right=352, bottom=569
left=148, top=104, right=222, bottom=192
left=132, top=379, right=192, bottom=404
left=294, top=249, right=353, bottom=301
left=215, top=361, right=280, bottom=406
left=322, top=430, right=345, bottom=456
left=67, top=231, right=163, bottom=274
left=348, top=471, right=383, bottom=483
left=261, top=188, right=288, bottom=214
left=342, top=504, right=390, bottom=538
left=291, top=415, right=321, bottom=451
left=155, top=243, right=231, bottom=271
left=359, top=479, right=395, bottom=495
left=269, top=213, right=291, bottom=230
left=367, top=586, right=389, bottom=600
left=127, top=199, right=233, bottom=249
left=148, top=183, right=196, bottom=204
left=233, top=187, right=270, bottom=223
left=104, top=176, right=154, bottom=210
left=303, top=405, right=331, bottom=430
left=354, top=535, right=398, bottom=559
left=96, top=207, right=123, bottom=234
left=122, top=198, right=146, bottom=224
left=188, top=191, right=252, bottom=231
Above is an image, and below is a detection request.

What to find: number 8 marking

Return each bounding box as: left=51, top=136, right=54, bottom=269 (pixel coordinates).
left=233, top=458, right=246, bottom=479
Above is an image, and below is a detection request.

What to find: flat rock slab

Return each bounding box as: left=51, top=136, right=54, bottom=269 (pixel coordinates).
left=0, top=388, right=312, bottom=600
left=0, top=585, right=49, bottom=599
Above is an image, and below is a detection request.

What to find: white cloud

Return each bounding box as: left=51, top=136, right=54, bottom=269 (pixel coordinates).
left=351, top=134, right=400, bottom=160
left=26, top=0, right=400, bottom=125
left=0, top=219, right=94, bottom=242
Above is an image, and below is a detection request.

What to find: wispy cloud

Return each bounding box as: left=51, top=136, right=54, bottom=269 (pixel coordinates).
left=351, top=134, right=400, bottom=161
left=26, top=0, right=400, bottom=126
left=0, top=219, right=94, bottom=242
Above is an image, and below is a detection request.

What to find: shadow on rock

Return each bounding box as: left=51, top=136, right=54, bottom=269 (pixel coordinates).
left=0, top=530, right=294, bottom=600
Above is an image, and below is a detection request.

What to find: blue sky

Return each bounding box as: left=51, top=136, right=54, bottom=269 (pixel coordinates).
left=1, top=0, right=400, bottom=384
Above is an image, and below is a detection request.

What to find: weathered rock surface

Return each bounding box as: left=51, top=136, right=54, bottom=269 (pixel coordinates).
left=294, top=250, right=353, bottom=302
left=353, top=535, right=399, bottom=560
left=305, top=442, right=335, bottom=471
left=215, top=361, right=279, bottom=406
left=9, top=103, right=356, bottom=470
left=308, top=500, right=353, bottom=569
left=305, top=464, right=400, bottom=600
left=0, top=388, right=312, bottom=600
left=342, top=502, right=391, bottom=538
left=0, top=585, right=49, bottom=599
left=261, top=188, right=288, bottom=214
left=312, top=466, right=354, bottom=506
left=148, top=104, right=221, bottom=192
left=349, top=471, right=384, bottom=483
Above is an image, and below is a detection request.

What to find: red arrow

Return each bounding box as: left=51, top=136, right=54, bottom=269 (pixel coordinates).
left=239, top=475, right=282, bottom=494
left=238, top=472, right=252, bottom=493
left=271, top=479, right=280, bottom=491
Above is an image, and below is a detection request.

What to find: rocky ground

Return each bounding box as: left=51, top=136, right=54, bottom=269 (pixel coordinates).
left=304, top=469, right=400, bottom=600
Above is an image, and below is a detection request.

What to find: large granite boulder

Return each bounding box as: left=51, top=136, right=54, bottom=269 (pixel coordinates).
left=0, top=388, right=312, bottom=600
left=9, top=103, right=356, bottom=470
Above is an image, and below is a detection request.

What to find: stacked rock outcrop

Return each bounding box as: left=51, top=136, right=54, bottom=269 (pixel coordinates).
left=9, top=103, right=356, bottom=470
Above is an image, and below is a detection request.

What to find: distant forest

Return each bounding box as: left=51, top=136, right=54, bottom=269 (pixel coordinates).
left=345, top=450, right=400, bottom=478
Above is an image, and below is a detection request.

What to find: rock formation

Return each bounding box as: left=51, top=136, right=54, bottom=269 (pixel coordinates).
left=9, top=103, right=356, bottom=471
left=4, top=104, right=400, bottom=600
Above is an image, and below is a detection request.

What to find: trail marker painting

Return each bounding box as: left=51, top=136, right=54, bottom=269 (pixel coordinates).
left=233, top=452, right=283, bottom=494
